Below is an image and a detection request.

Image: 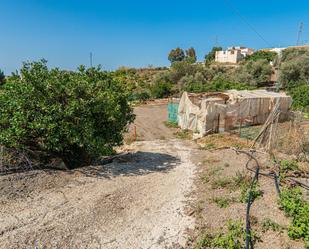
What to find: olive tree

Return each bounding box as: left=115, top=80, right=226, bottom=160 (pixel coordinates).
left=280, top=55, right=309, bottom=88
left=0, top=60, right=135, bottom=169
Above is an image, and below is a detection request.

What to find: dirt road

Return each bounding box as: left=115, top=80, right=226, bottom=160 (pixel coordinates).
left=0, top=104, right=197, bottom=249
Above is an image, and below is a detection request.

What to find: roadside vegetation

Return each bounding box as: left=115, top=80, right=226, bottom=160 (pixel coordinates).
left=0, top=60, right=134, bottom=169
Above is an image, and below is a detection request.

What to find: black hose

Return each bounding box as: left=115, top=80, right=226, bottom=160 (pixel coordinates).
left=234, top=148, right=309, bottom=249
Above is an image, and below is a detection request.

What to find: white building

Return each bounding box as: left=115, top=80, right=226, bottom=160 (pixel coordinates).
left=215, top=46, right=254, bottom=64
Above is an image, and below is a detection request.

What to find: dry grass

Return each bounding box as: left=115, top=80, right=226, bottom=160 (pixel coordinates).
left=197, top=133, right=253, bottom=150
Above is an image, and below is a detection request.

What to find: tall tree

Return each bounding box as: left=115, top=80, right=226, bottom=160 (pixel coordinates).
left=0, top=69, right=5, bottom=85
left=205, top=47, right=222, bottom=64
left=186, top=47, right=197, bottom=63
left=168, top=48, right=185, bottom=63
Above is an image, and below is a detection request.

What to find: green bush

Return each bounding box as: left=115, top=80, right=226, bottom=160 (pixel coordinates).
left=0, top=60, right=134, bottom=169
left=278, top=187, right=309, bottom=245
left=288, top=84, right=309, bottom=112
left=234, top=60, right=272, bottom=86
left=245, top=51, right=277, bottom=62
left=150, top=80, right=172, bottom=98
left=280, top=55, right=309, bottom=89
left=183, top=78, right=253, bottom=93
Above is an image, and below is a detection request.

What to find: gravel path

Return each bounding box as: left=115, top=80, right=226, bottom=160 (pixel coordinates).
left=0, top=139, right=197, bottom=249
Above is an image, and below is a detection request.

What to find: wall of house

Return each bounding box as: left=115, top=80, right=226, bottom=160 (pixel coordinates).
left=215, top=50, right=242, bottom=63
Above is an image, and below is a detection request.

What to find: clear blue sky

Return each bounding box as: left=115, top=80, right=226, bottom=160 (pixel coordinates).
left=1, top=0, right=309, bottom=74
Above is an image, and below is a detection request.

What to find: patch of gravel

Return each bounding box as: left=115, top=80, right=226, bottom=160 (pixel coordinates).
left=0, top=139, right=197, bottom=249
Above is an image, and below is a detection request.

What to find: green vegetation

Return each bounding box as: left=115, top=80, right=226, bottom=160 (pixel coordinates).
left=0, top=69, right=5, bottom=85
left=211, top=196, right=237, bottom=208
left=261, top=218, right=283, bottom=233
left=245, top=51, right=277, bottom=62
left=234, top=60, right=272, bottom=86
left=195, top=220, right=257, bottom=249
left=278, top=187, right=309, bottom=246
left=163, top=121, right=178, bottom=128
left=239, top=183, right=263, bottom=203
left=174, top=129, right=192, bottom=139
left=186, top=47, right=197, bottom=63
left=0, top=60, right=134, bottom=169
left=168, top=47, right=185, bottom=63
left=280, top=160, right=299, bottom=172
left=211, top=177, right=234, bottom=189
left=288, top=84, right=309, bottom=112
left=204, top=46, right=222, bottom=64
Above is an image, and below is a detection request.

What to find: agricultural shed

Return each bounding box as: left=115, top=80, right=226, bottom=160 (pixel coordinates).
left=177, top=90, right=292, bottom=137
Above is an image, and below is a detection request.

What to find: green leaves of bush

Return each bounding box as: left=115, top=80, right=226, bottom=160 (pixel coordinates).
left=278, top=187, right=309, bottom=244
left=0, top=60, right=134, bottom=168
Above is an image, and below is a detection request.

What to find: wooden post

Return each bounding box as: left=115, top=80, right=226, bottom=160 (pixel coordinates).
left=134, top=126, right=137, bottom=141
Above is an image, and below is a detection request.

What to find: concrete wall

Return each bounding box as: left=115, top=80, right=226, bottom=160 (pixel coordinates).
left=215, top=50, right=242, bottom=63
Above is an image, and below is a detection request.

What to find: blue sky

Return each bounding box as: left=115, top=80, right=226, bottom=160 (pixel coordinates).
left=1, top=0, right=309, bottom=74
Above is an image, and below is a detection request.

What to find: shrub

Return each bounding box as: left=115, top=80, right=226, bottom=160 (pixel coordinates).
left=245, top=51, right=277, bottom=62
left=280, top=55, right=309, bottom=89
left=234, top=60, right=272, bottom=86
left=239, top=183, right=263, bottom=203
left=278, top=187, right=309, bottom=245
left=288, top=84, right=309, bottom=112
left=150, top=80, right=172, bottom=98
left=0, top=60, right=134, bottom=169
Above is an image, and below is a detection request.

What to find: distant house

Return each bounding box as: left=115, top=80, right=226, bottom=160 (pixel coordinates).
left=215, top=46, right=254, bottom=64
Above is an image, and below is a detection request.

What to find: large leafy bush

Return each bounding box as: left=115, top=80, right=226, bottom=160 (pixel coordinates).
left=0, top=60, right=134, bottom=169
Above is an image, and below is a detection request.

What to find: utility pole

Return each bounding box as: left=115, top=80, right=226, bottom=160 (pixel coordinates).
left=296, top=22, right=304, bottom=46
left=215, top=35, right=219, bottom=47
left=90, top=52, right=93, bottom=67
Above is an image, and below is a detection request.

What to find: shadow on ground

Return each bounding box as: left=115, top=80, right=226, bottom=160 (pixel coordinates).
left=75, top=151, right=181, bottom=179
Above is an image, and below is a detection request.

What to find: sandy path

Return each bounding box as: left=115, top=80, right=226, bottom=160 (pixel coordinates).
left=0, top=139, right=197, bottom=249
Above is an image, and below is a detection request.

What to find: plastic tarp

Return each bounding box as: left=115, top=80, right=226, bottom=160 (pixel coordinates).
left=168, top=103, right=179, bottom=123
left=178, top=90, right=292, bottom=136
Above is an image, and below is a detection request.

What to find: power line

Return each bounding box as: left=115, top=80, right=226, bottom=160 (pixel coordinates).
left=222, top=0, right=272, bottom=48
left=90, top=52, right=93, bottom=67
left=296, top=22, right=304, bottom=46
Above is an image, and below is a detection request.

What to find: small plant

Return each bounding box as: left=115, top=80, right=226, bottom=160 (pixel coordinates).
left=211, top=196, right=237, bottom=208
left=239, top=183, right=263, bottom=203
left=261, top=218, right=283, bottom=233
left=278, top=187, right=309, bottom=245
left=211, top=177, right=234, bottom=189
left=163, top=121, right=178, bottom=128
left=194, top=220, right=257, bottom=249
left=202, top=175, right=210, bottom=183
left=232, top=171, right=251, bottom=188
left=174, top=130, right=192, bottom=139
left=280, top=160, right=299, bottom=172
left=203, top=143, right=216, bottom=150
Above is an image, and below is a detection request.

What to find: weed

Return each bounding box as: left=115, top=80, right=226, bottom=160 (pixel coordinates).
left=211, top=177, right=234, bottom=189
left=261, top=218, right=283, bottom=233
left=280, top=160, right=299, bottom=172
left=211, top=196, right=237, bottom=208
left=224, top=162, right=230, bottom=167
left=232, top=171, right=251, bottom=188
left=239, top=183, right=263, bottom=203
left=203, top=143, right=216, bottom=150
left=278, top=187, right=309, bottom=245
left=174, top=130, right=192, bottom=140
left=202, top=175, right=210, bottom=183
left=194, top=220, right=258, bottom=249
left=163, top=121, right=178, bottom=128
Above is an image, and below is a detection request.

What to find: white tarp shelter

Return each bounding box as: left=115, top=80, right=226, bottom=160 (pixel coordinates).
left=178, top=90, right=292, bottom=137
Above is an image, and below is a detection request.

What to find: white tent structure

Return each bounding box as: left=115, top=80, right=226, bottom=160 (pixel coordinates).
left=178, top=90, right=292, bottom=137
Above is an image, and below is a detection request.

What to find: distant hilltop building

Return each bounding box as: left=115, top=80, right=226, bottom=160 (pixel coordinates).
left=260, top=45, right=309, bottom=54
left=215, top=46, right=254, bottom=64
